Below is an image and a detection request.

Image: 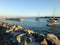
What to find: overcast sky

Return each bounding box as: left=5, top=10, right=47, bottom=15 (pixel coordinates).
left=0, top=0, right=60, bottom=17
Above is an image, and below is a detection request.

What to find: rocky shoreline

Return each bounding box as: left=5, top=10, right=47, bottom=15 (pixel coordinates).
left=0, top=21, right=60, bottom=45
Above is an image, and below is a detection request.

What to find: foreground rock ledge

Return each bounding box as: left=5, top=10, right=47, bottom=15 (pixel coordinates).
left=0, top=21, right=60, bottom=45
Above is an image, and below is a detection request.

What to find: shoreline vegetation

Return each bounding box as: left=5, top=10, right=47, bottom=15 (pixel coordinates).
left=0, top=20, right=60, bottom=45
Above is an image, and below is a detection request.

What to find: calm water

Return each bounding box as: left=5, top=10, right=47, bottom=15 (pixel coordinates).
left=3, top=17, right=60, bottom=39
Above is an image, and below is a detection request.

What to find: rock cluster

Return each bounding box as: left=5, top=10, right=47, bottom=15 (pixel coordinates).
left=0, top=21, right=60, bottom=45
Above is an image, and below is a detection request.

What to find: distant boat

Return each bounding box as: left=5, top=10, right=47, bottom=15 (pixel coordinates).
left=47, top=9, right=58, bottom=22
left=47, top=8, right=59, bottom=26
left=48, top=8, right=58, bottom=21
left=47, top=18, right=58, bottom=22
left=35, top=11, right=40, bottom=21
left=47, top=23, right=59, bottom=26
left=19, top=18, right=24, bottom=22
left=49, top=17, right=58, bottom=20
left=35, top=17, right=40, bottom=21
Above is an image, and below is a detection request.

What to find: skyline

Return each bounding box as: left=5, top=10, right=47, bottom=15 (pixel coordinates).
left=0, top=0, right=60, bottom=17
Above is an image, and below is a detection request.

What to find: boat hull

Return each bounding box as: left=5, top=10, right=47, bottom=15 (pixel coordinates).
left=47, top=23, right=59, bottom=26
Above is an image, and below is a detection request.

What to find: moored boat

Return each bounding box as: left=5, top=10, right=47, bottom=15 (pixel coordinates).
left=47, top=22, right=59, bottom=26
left=47, top=20, right=59, bottom=26
left=49, top=18, right=58, bottom=20
left=35, top=17, right=40, bottom=21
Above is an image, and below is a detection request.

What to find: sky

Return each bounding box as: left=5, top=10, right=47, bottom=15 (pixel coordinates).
left=0, top=0, right=60, bottom=17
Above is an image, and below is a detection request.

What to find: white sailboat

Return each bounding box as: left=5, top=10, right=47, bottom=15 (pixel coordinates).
left=47, top=9, right=59, bottom=26
left=49, top=8, right=58, bottom=20
left=47, top=20, right=59, bottom=26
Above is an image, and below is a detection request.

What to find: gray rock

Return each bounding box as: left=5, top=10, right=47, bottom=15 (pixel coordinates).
left=47, top=34, right=60, bottom=45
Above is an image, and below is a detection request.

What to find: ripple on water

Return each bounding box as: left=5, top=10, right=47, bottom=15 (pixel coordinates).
left=3, top=18, right=60, bottom=39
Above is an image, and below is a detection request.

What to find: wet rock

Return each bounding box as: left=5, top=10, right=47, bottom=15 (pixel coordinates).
left=39, top=33, right=45, bottom=37
left=6, top=29, right=13, bottom=33
left=40, top=38, right=48, bottom=45
left=31, top=33, right=39, bottom=38
left=17, top=25, right=24, bottom=30
left=11, top=24, right=17, bottom=29
left=0, top=22, right=9, bottom=29
left=16, top=33, right=33, bottom=45
left=1, top=21, right=60, bottom=45
left=0, top=26, right=7, bottom=35
left=29, top=38, right=33, bottom=42
left=23, top=40, right=28, bottom=45
left=38, top=33, right=48, bottom=45
left=3, top=23, right=7, bottom=27
left=26, top=37, right=33, bottom=43
left=16, top=34, right=25, bottom=43
left=25, top=30, right=35, bottom=34
left=5, top=23, right=10, bottom=28
left=0, top=34, right=14, bottom=45
left=47, top=34, right=60, bottom=45
left=14, top=26, right=23, bottom=31
left=35, top=33, right=44, bottom=41
left=28, top=41, right=40, bottom=45
left=0, top=22, right=2, bottom=26
left=11, top=24, right=24, bottom=31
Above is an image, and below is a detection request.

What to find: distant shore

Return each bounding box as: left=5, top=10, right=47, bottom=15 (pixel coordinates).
left=5, top=16, right=60, bottom=21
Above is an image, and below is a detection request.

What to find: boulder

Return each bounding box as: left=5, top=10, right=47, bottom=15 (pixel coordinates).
left=0, top=22, right=3, bottom=25
left=25, top=30, right=35, bottom=34
left=14, top=26, right=23, bottom=31
left=23, top=40, right=28, bottom=45
left=47, top=34, right=60, bottom=45
left=40, top=38, right=48, bottom=45
left=6, top=29, right=13, bottom=33
left=2, top=23, right=7, bottom=27
left=16, top=34, right=25, bottom=43
left=26, top=38, right=33, bottom=43
left=11, top=24, right=17, bottom=29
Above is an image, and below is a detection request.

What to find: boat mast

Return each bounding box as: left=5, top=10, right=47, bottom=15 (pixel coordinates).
left=53, top=8, right=55, bottom=18
left=38, top=11, right=39, bottom=17
left=36, top=11, right=40, bottom=21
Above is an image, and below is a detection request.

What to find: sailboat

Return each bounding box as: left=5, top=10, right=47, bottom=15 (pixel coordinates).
left=49, top=17, right=58, bottom=20
left=49, top=8, right=58, bottom=20
left=36, top=17, right=40, bottom=21
left=47, top=20, right=59, bottom=26
left=47, top=9, right=59, bottom=26
left=35, top=12, right=40, bottom=21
